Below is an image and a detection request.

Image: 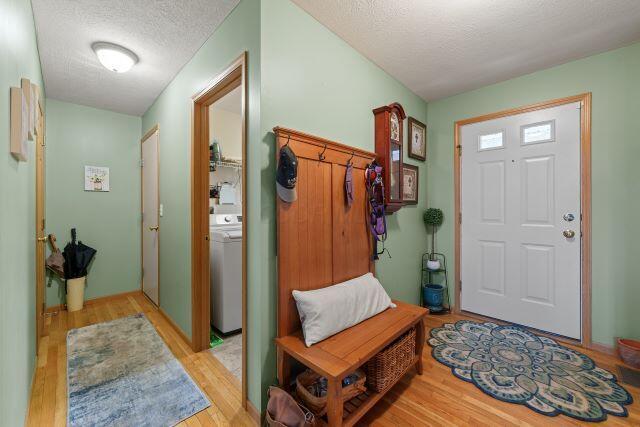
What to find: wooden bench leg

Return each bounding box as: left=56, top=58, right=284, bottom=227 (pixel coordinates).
left=415, top=319, right=425, bottom=375
left=327, top=376, right=343, bottom=426
left=277, top=347, right=292, bottom=391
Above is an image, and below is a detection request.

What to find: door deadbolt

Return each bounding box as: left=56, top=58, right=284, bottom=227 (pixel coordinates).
left=563, top=213, right=575, bottom=222
left=563, top=230, right=576, bottom=238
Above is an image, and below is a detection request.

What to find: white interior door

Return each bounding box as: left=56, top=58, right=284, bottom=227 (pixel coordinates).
left=142, top=130, right=159, bottom=305
left=460, top=102, right=581, bottom=339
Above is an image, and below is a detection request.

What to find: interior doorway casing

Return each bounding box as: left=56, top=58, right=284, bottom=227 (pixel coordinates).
left=35, top=99, right=46, bottom=350
left=453, top=93, right=592, bottom=348
left=191, top=52, right=248, bottom=408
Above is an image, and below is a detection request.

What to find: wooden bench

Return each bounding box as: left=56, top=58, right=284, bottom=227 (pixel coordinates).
left=276, top=301, right=428, bottom=426
left=274, top=128, right=428, bottom=426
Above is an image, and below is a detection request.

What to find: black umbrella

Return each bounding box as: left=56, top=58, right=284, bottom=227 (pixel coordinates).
left=63, top=228, right=97, bottom=279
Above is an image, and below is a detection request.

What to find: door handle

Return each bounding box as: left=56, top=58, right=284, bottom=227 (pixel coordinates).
left=37, top=236, right=47, bottom=242
left=563, top=230, right=575, bottom=238
left=148, top=226, right=159, bottom=231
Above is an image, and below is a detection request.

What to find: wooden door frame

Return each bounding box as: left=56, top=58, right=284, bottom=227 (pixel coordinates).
left=35, top=96, right=45, bottom=351
left=141, top=124, right=160, bottom=306
left=191, top=52, right=248, bottom=407
left=453, top=93, right=592, bottom=348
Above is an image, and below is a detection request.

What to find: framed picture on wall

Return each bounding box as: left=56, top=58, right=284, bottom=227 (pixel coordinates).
left=408, top=117, right=426, bottom=161
left=402, top=164, right=419, bottom=204
left=84, top=166, right=110, bottom=192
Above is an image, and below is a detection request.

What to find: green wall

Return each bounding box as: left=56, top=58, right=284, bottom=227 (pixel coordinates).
left=0, top=0, right=44, bottom=424
left=258, top=0, right=429, bottom=407
left=141, top=0, right=640, bottom=411
left=6, top=0, right=636, bottom=421
left=141, top=0, right=429, bottom=410
left=141, top=0, right=263, bottom=407
left=45, top=99, right=142, bottom=307
left=427, top=42, right=640, bottom=347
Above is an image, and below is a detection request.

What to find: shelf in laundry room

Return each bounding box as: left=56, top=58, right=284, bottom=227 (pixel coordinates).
left=215, top=160, right=242, bottom=169
left=422, top=267, right=446, bottom=273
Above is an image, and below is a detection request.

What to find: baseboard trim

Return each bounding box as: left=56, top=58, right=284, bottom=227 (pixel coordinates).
left=44, top=290, right=141, bottom=313
left=247, top=399, right=261, bottom=425
left=590, top=341, right=617, bottom=357
left=158, top=307, right=192, bottom=348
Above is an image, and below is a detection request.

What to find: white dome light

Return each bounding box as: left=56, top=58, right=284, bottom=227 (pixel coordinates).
left=92, top=42, right=138, bottom=73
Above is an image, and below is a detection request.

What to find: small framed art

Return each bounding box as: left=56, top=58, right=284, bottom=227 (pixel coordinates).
left=402, top=164, right=419, bottom=204
left=408, top=117, right=426, bottom=161
left=84, top=166, right=110, bottom=192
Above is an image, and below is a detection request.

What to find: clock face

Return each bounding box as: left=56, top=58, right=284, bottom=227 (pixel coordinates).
left=390, top=112, right=400, bottom=141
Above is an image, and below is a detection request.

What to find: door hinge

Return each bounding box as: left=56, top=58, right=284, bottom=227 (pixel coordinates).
left=140, top=159, right=145, bottom=167
left=141, top=268, right=144, bottom=278
left=457, top=144, right=462, bottom=156
left=459, top=280, right=462, bottom=292
left=42, top=218, right=46, bottom=230
left=459, top=212, right=462, bottom=224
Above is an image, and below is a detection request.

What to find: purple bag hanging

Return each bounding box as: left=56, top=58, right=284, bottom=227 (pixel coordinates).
left=365, top=161, right=389, bottom=260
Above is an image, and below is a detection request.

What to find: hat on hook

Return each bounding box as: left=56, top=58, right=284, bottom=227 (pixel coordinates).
left=276, top=145, right=298, bottom=202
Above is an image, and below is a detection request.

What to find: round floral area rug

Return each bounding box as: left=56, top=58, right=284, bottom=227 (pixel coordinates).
left=428, top=320, right=633, bottom=422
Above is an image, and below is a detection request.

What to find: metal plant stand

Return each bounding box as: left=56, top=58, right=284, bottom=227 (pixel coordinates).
left=421, top=252, right=451, bottom=314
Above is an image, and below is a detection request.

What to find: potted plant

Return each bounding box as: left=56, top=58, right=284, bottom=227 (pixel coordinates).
left=423, top=208, right=443, bottom=270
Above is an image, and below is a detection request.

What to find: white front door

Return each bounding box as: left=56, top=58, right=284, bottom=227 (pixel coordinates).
left=460, top=102, right=581, bottom=339
left=142, top=130, right=159, bottom=305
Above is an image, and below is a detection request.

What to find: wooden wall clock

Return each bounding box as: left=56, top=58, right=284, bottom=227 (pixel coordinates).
left=373, top=102, right=406, bottom=213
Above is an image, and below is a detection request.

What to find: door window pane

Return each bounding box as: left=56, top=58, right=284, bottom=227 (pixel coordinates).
left=521, top=120, right=555, bottom=145
left=478, top=131, right=504, bottom=151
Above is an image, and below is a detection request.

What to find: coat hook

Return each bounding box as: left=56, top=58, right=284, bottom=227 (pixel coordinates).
left=347, top=151, right=355, bottom=165
left=318, top=144, right=327, bottom=161
left=283, top=134, right=291, bottom=147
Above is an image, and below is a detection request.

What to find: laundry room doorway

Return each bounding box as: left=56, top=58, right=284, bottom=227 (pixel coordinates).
left=208, top=77, right=244, bottom=382
left=191, top=53, right=247, bottom=408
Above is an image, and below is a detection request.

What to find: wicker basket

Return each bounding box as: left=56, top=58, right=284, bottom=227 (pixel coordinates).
left=295, top=369, right=367, bottom=416
left=365, top=327, right=416, bottom=392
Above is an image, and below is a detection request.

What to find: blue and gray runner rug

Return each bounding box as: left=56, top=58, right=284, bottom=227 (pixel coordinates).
left=429, top=320, right=633, bottom=422
left=67, top=313, right=210, bottom=427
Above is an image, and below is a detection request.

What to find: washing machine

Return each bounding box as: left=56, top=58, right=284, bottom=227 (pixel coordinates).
left=210, top=213, right=242, bottom=334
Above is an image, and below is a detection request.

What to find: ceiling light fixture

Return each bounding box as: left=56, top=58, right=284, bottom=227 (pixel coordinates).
left=92, top=42, right=138, bottom=73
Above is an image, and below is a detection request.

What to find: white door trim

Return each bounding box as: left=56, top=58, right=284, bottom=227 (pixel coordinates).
left=453, top=93, right=592, bottom=348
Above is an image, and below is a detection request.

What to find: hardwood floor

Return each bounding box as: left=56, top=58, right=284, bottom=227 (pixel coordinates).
left=27, top=297, right=639, bottom=426
left=26, top=292, right=255, bottom=427
left=362, top=313, right=640, bottom=426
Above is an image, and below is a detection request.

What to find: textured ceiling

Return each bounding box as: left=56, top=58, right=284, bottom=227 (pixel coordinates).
left=32, top=0, right=239, bottom=116
left=291, top=0, right=640, bottom=101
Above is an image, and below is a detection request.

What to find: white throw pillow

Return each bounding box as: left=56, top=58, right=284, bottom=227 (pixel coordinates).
left=292, top=272, right=396, bottom=347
